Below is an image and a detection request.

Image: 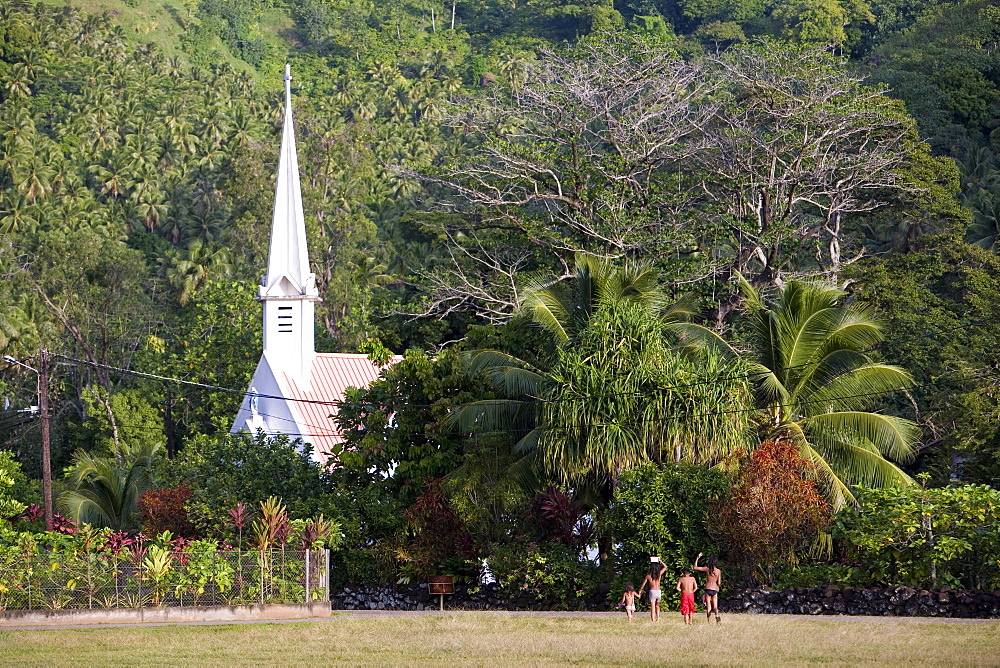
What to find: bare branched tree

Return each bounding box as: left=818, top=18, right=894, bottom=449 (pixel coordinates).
left=403, top=34, right=718, bottom=316
left=409, top=226, right=543, bottom=323
left=424, top=37, right=717, bottom=254
left=694, top=42, right=915, bottom=322
left=405, top=36, right=937, bottom=325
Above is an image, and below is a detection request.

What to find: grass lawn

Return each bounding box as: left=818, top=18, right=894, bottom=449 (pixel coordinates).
left=1, top=613, right=999, bottom=665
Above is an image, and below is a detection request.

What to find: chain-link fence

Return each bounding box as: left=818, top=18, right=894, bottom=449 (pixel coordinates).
left=0, top=548, right=329, bottom=610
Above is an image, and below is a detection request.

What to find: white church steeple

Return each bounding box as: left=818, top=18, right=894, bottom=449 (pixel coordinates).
left=233, top=69, right=396, bottom=462
left=258, top=64, right=321, bottom=387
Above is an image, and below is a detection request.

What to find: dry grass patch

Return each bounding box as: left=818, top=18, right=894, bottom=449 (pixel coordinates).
left=1, top=613, right=998, bottom=665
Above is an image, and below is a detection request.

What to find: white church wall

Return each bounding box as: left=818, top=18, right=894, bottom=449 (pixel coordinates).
left=232, top=355, right=311, bottom=452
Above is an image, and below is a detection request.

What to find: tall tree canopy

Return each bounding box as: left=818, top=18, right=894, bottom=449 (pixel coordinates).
left=413, top=35, right=959, bottom=323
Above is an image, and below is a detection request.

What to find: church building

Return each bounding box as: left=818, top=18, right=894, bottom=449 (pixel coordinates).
left=231, top=66, right=392, bottom=462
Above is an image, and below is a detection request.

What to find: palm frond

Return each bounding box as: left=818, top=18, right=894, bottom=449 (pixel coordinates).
left=797, top=441, right=852, bottom=510
left=806, top=364, right=913, bottom=413
left=521, top=282, right=572, bottom=342
left=754, top=366, right=791, bottom=407
left=810, top=432, right=913, bottom=491
left=807, top=411, right=919, bottom=463
left=670, top=322, right=739, bottom=360
left=449, top=399, right=537, bottom=433
left=781, top=306, right=838, bottom=373
left=506, top=447, right=543, bottom=494
left=735, top=272, right=765, bottom=311
left=820, top=313, right=884, bottom=354
left=805, top=349, right=872, bottom=390
left=465, top=350, right=546, bottom=397
left=660, top=293, right=698, bottom=324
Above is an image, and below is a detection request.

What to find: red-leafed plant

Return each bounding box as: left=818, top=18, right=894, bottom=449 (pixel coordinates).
left=401, top=480, right=477, bottom=582
left=13, top=503, right=43, bottom=524
left=138, top=484, right=198, bottom=538
left=252, top=497, right=289, bottom=550
left=299, top=516, right=335, bottom=550
left=714, top=439, right=832, bottom=583
left=533, top=485, right=594, bottom=550
left=104, top=530, right=133, bottom=555
left=128, top=533, right=150, bottom=566
left=228, top=502, right=252, bottom=550
left=52, top=514, right=77, bottom=535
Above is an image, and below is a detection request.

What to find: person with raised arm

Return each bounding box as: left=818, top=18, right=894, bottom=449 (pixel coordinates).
left=694, top=552, right=722, bottom=623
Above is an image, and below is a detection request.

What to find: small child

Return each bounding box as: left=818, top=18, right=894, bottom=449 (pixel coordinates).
left=619, top=582, right=640, bottom=622
left=676, top=568, right=698, bottom=625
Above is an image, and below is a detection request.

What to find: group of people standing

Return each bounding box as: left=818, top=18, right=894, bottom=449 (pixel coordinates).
left=619, top=553, right=722, bottom=625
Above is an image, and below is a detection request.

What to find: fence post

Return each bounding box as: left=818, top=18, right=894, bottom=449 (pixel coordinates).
left=324, top=549, right=331, bottom=603
left=305, top=549, right=311, bottom=603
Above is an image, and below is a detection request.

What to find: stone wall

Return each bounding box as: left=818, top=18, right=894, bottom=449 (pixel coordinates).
left=332, top=583, right=1000, bottom=618
left=330, top=583, right=612, bottom=612
left=721, top=585, right=1000, bottom=618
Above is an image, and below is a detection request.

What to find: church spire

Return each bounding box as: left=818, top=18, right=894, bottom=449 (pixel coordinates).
left=261, top=64, right=316, bottom=297
left=258, top=65, right=320, bottom=386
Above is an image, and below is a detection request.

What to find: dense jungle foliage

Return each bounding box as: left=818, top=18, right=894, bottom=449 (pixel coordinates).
left=2, top=0, right=1000, bottom=596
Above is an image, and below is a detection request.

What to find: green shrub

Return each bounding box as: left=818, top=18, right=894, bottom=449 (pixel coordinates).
left=607, top=463, right=728, bottom=577
left=835, top=479, right=1000, bottom=590
left=488, top=540, right=599, bottom=610
left=330, top=548, right=393, bottom=587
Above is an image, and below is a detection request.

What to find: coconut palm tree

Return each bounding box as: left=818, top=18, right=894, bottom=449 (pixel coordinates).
left=163, top=240, right=233, bottom=305
left=16, top=155, right=54, bottom=204
left=5, top=63, right=33, bottom=100
left=680, top=277, right=919, bottom=508
left=0, top=302, right=34, bottom=350
left=58, top=441, right=160, bottom=531
left=966, top=193, right=1000, bottom=251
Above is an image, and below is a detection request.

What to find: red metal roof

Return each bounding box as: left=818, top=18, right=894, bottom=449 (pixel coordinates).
left=282, top=353, right=399, bottom=462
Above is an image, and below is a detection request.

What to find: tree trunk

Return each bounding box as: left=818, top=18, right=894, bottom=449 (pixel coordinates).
left=597, top=527, right=613, bottom=582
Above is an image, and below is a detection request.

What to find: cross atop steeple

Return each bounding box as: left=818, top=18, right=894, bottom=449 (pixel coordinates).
left=258, top=65, right=320, bottom=386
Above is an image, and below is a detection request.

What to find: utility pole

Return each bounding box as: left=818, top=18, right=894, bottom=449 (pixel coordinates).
left=38, top=349, right=52, bottom=532
left=164, top=387, right=175, bottom=459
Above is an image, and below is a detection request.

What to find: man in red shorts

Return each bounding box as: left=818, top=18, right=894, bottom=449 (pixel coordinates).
left=676, top=567, right=697, bottom=625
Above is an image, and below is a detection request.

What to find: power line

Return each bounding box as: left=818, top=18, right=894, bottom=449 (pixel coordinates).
left=1, top=354, right=39, bottom=371
left=454, top=361, right=1000, bottom=434
left=32, top=351, right=1000, bottom=450
left=50, top=351, right=918, bottom=411
left=45, top=351, right=1000, bottom=418
left=52, top=354, right=347, bottom=407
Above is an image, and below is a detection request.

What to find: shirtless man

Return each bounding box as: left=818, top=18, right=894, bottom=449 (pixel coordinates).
left=676, top=568, right=698, bottom=625
left=637, top=559, right=665, bottom=621
left=694, top=552, right=722, bottom=624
